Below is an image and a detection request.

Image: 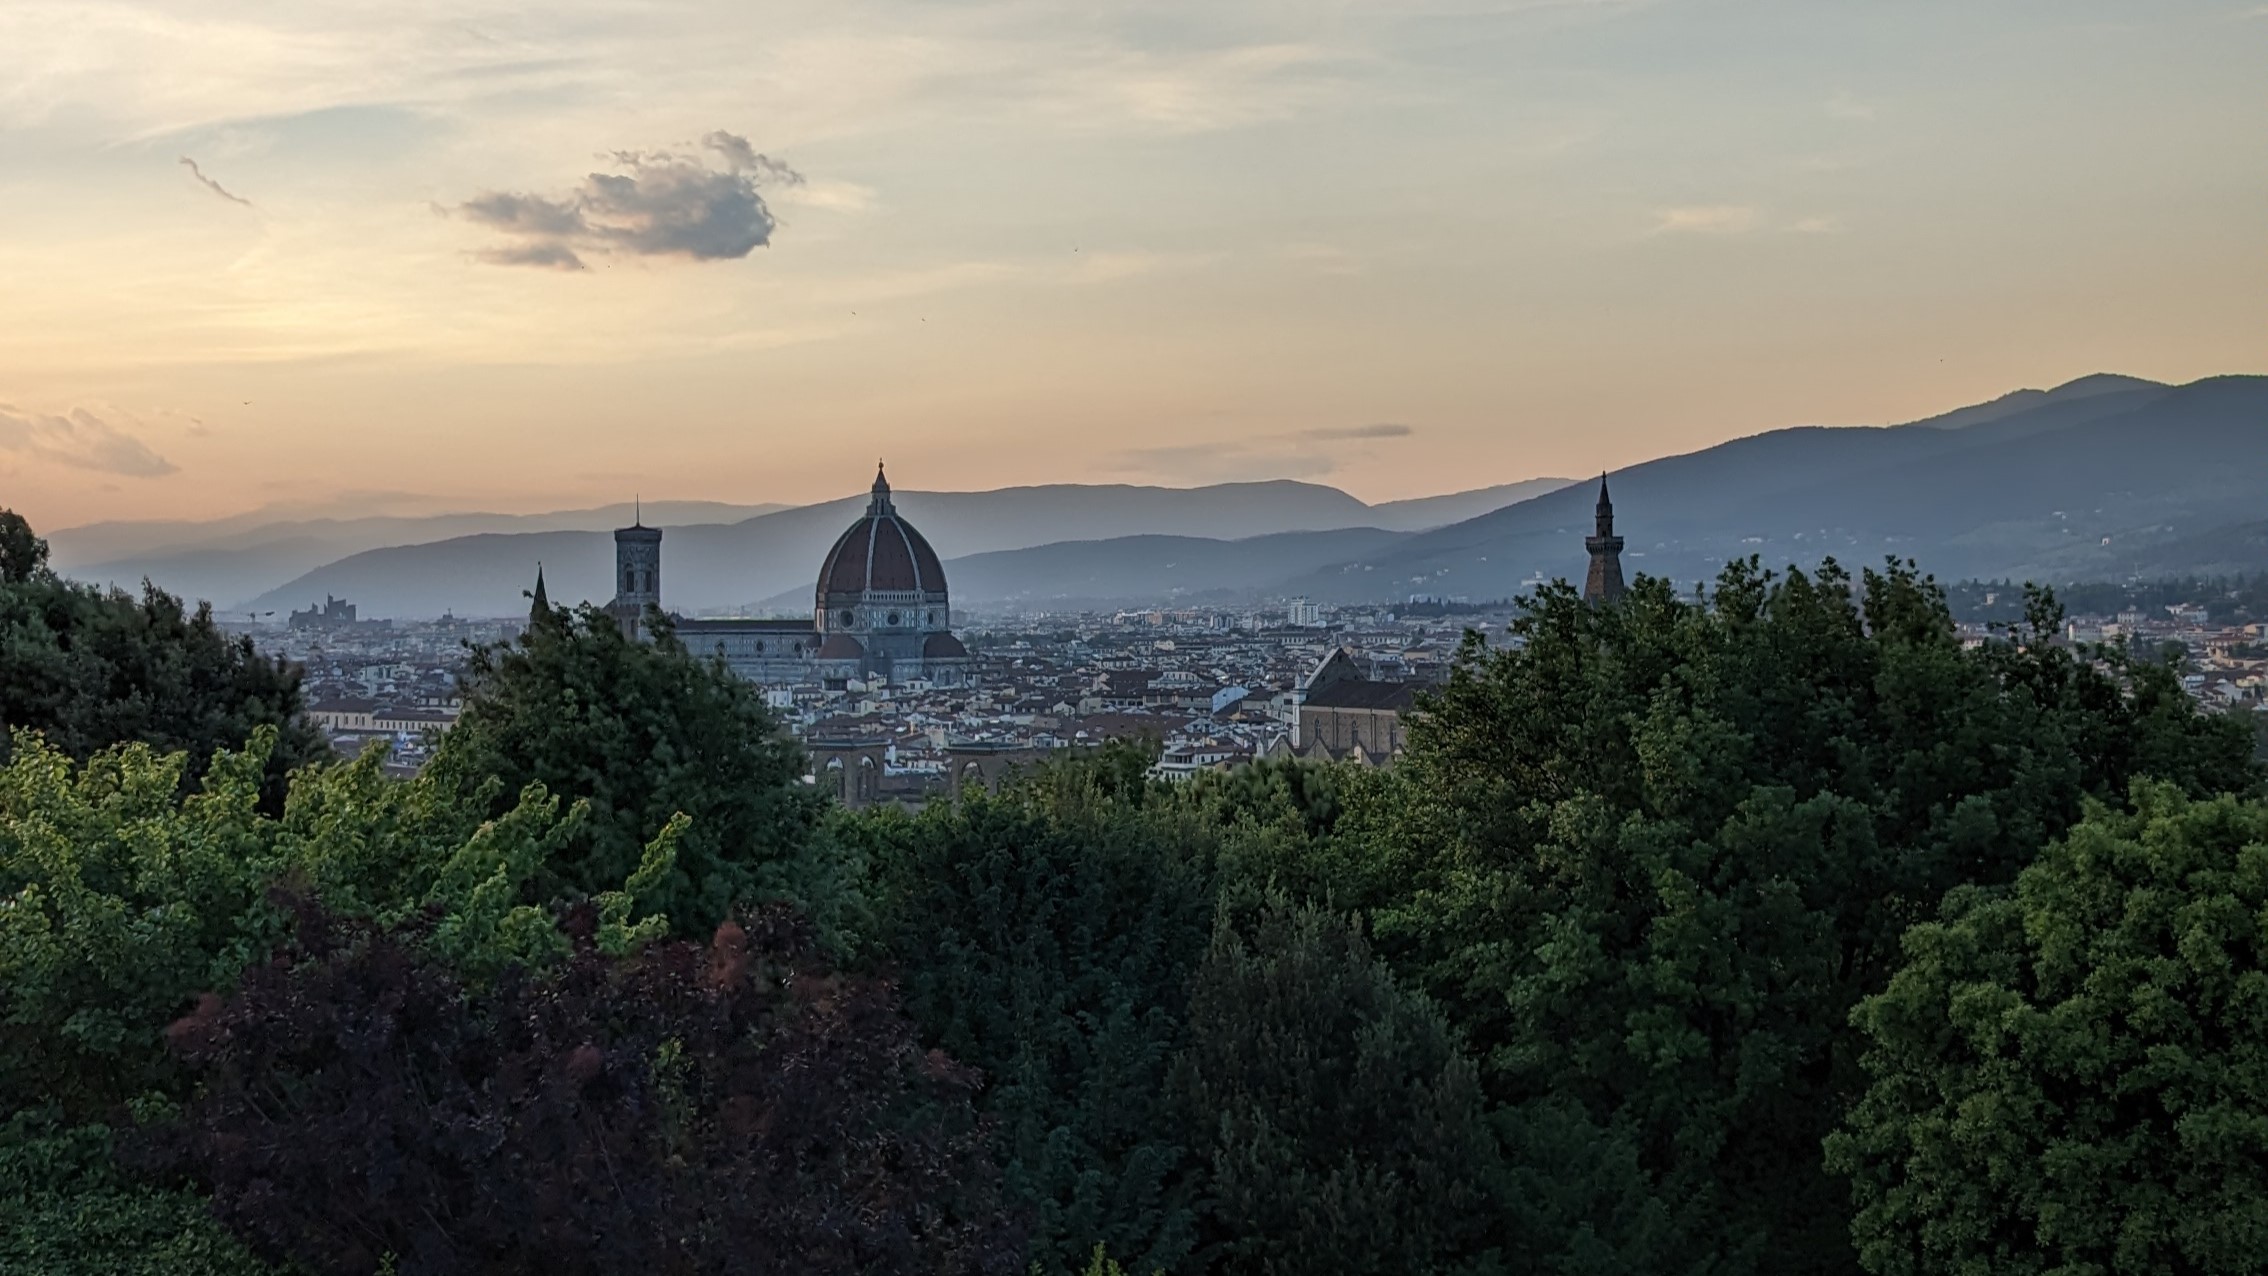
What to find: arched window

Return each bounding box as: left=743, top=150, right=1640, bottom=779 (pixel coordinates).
left=624, top=567, right=635, bottom=592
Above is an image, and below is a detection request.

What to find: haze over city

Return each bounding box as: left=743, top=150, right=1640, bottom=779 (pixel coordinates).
left=6, top=0, right=2265, bottom=533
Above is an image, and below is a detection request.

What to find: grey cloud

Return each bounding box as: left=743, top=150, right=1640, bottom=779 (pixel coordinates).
left=459, top=191, right=588, bottom=238
left=0, top=406, right=178, bottom=477
left=702, top=130, right=802, bottom=186
left=476, top=241, right=589, bottom=271
left=1298, top=423, right=1415, bottom=441
left=581, top=165, right=771, bottom=258
left=178, top=156, right=251, bottom=205
left=458, top=135, right=802, bottom=269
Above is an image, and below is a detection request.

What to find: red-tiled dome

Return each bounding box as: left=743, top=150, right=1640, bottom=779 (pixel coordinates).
left=816, top=464, right=947, bottom=601
left=922, top=631, right=968, bottom=659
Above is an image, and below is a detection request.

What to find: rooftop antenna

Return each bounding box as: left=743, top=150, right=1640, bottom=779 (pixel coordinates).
left=635, top=494, right=641, bottom=526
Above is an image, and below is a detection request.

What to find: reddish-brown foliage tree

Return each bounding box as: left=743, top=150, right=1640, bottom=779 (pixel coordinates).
left=150, top=897, right=1023, bottom=1276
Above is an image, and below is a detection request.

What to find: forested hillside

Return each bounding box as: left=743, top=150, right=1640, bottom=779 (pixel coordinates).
left=6, top=502, right=2267, bottom=1276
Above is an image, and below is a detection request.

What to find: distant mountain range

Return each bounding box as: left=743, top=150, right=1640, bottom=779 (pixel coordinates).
left=187, top=478, right=1570, bottom=618
left=1285, top=373, right=2268, bottom=602
left=753, top=527, right=1420, bottom=614
left=49, top=373, right=2268, bottom=618
left=49, top=501, right=788, bottom=613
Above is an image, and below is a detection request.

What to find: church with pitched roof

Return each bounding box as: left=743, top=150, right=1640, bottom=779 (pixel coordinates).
left=597, top=464, right=970, bottom=690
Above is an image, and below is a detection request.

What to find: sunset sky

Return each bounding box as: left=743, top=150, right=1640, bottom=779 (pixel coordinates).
left=4, top=0, right=2263, bottom=530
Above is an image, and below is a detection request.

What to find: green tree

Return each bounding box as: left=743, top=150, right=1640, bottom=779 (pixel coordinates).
left=425, top=602, right=831, bottom=938
left=0, top=509, right=324, bottom=802
left=861, top=761, right=1217, bottom=1274
left=0, top=728, right=671, bottom=1121
left=0, top=510, right=44, bottom=585
left=1173, top=901, right=1501, bottom=1276
left=1355, top=561, right=2258, bottom=1274
left=1195, top=758, right=1420, bottom=929
left=0, top=1111, right=276, bottom=1276
left=1831, top=783, right=2268, bottom=1275
left=0, top=727, right=680, bottom=1270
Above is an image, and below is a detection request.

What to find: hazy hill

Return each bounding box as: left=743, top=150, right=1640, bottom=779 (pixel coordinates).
left=2099, top=517, right=2268, bottom=580
left=52, top=500, right=788, bottom=614
left=1894, top=372, right=2165, bottom=431
left=93, top=371, right=2268, bottom=619
left=1364, top=478, right=1573, bottom=531
left=1287, top=374, right=2268, bottom=601
left=233, top=481, right=1421, bottom=618
left=738, top=527, right=1414, bottom=612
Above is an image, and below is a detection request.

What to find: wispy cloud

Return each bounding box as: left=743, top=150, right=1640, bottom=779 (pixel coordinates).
left=1063, top=249, right=1219, bottom=286
left=0, top=406, right=178, bottom=476
left=1278, top=242, right=1362, bottom=275
left=1825, top=91, right=1876, bottom=121
left=1299, top=423, right=1414, bottom=441
left=1649, top=205, right=1761, bottom=235
left=1789, top=215, right=1844, bottom=234
left=456, top=131, right=802, bottom=271
left=775, top=178, right=876, bottom=214
left=178, top=155, right=250, bottom=204
left=1046, top=42, right=1350, bottom=135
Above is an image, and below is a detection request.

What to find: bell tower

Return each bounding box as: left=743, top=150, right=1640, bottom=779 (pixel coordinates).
left=1583, top=475, right=1627, bottom=604
left=609, top=502, right=664, bottom=637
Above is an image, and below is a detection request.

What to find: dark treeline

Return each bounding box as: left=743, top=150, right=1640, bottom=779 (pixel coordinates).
left=0, top=512, right=326, bottom=805
left=6, top=505, right=2268, bottom=1276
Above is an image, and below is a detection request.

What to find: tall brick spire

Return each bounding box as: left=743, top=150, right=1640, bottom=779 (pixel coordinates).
left=1584, top=474, right=1626, bottom=604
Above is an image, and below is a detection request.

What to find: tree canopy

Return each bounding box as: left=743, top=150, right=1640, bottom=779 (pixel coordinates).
left=860, top=764, right=1218, bottom=1274
left=1261, top=561, right=2258, bottom=1272
left=0, top=509, right=325, bottom=802
left=156, top=901, right=1022, bottom=1276
left=0, top=726, right=668, bottom=1122
left=424, top=601, right=833, bottom=937
left=5, top=544, right=2265, bottom=1275
left=1831, top=783, right=2268, bottom=1276
left=1173, top=901, right=1500, bottom=1276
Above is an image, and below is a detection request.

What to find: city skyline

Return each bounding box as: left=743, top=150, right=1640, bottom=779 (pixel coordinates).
left=5, top=0, right=2264, bottom=531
